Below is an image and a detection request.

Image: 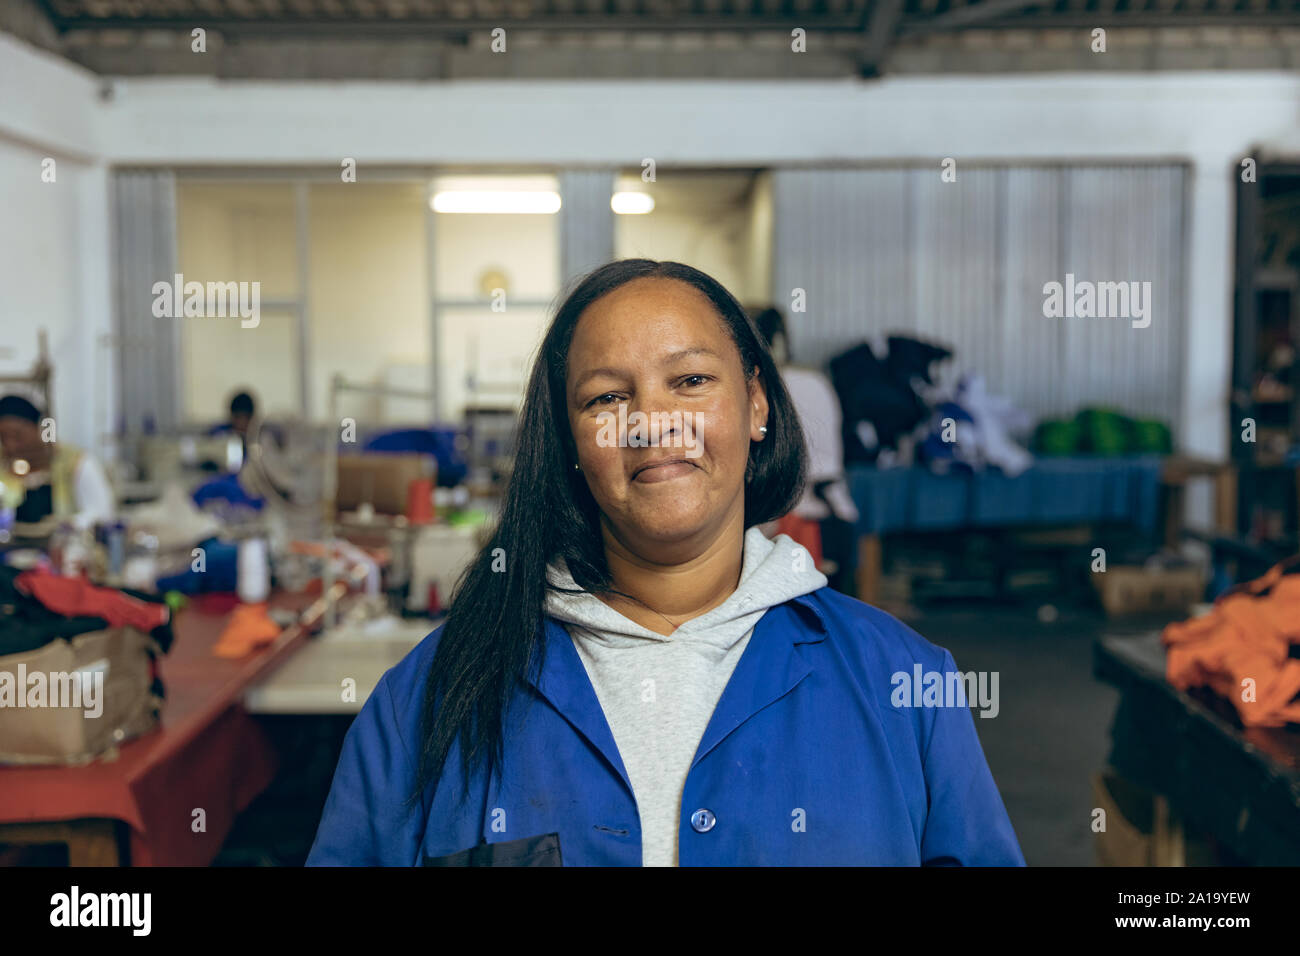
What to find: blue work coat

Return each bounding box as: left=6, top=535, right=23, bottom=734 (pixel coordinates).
left=307, top=587, right=1025, bottom=866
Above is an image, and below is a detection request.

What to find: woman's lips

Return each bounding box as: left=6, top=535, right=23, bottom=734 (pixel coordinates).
left=632, top=459, right=697, bottom=483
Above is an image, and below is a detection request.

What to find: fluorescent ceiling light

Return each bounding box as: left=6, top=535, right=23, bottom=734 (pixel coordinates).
left=611, top=192, right=655, bottom=214
left=431, top=190, right=561, bottom=214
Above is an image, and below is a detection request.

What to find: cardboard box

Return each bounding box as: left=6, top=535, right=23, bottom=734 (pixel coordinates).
left=1093, top=565, right=1205, bottom=618
left=336, top=453, right=433, bottom=515
left=0, top=626, right=161, bottom=765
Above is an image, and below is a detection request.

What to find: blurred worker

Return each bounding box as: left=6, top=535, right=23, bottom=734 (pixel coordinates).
left=752, top=306, right=860, bottom=593
left=0, top=394, right=114, bottom=529
left=228, top=391, right=254, bottom=439
left=210, top=390, right=256, bottom=441
left=196, top=388, right=288, bottom=508
left=211, top=389, right=284, bottom=454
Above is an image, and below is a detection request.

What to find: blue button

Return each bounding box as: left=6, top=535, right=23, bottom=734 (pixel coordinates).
left=690, top=809, right=716, bottom=833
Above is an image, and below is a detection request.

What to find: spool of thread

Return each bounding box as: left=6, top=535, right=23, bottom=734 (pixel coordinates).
left=406, top=477, right=434, bottom=525
left=237, top=537, right=271, bottom=604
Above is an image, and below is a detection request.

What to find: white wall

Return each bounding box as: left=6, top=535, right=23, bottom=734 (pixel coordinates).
left=8, top=23, right=1300, bottom=469
left=743, top=170, right=773, bottom=309
left=616, top=203, right=755, bottom=303
left=0, top=34, right=112, bottom=458
left=312, top=182, right=431, bottom=424
left=91, top=74, right=1300, bottom=171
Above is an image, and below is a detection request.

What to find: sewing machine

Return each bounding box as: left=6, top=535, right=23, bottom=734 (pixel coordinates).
left=132, top=432, right=244, bottom=491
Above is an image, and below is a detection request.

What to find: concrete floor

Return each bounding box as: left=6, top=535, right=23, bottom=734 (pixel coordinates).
left=906, top=603, right=1124, bottom=866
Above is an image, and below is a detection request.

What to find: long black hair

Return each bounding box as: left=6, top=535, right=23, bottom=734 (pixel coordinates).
left=414, top=259, right=808, bottom=804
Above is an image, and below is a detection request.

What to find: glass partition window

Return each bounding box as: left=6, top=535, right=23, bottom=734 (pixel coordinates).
left=176, top=183, right=300, bottom=424
left=308, top=182, right=430, bottom=425
left=176, top=180, right=432, bottom=427
left=431, top=173, right=560, bottom=420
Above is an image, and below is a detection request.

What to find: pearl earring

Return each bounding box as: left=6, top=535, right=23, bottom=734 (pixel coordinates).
left=574, top=463, right=581, bottom=470
left=759, top=426, right=768, bottom=436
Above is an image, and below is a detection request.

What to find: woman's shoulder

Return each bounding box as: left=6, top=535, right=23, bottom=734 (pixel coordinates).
left=800, top=586, right=955, bottom=674
left=372, top=621, right=447, bottom=724
left=377, top=611, right=558, bottom=715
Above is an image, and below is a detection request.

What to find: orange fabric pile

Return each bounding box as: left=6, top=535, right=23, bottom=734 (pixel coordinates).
left=1162, top=558, right=1300, bottom=728
left=213, top=602, right=281, bottom=659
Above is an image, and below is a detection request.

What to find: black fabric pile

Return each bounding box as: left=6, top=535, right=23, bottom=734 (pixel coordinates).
left=829, top=335, right=954, bottom=465
left=0, top=566, right=174, bottom=699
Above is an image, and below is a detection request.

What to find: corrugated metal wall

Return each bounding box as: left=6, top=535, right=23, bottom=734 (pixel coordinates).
left=771, top=164, right=1187, bottom=431
left=113, top=170, right=181, bottom=435
left=559, top=168, right=616, bottom=292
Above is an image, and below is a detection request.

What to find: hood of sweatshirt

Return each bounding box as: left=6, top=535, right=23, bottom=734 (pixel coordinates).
left=543, top=526, right=828, bottom=651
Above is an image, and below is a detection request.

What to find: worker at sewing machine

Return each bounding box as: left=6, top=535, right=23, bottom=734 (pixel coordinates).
left=192, top=388, right=293, bottom=510
left=209, top=390, right=255, bottom=448
left=208, top=389, right=286, bottom=464
left=0, top=394, right=114, bottom=530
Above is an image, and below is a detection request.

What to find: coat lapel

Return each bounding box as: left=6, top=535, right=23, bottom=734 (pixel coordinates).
left=525, top=618, right=636, bottom=798
left=525, top=592, right=831, bottom=794
left=690, top=595, right=829, bottom=770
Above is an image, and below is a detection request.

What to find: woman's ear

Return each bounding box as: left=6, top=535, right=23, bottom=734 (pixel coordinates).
left=748, top=370, right=770, bottom=441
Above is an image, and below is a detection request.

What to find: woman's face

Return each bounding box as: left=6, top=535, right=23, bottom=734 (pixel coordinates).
left=0, top=417, right=42, bottom=462
left=565, top=277, right=768, bottom=556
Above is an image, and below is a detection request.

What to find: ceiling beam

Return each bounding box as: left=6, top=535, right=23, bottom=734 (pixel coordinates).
left=899, top=0, right=1049, bottom=33
left=905, top=12, right=1300, bottom=29
left=49, top=14, right=869, bottom=33
left=0, top=0, right=62, bottom=52
left=858, top=0, right=904, bottom=78
left=37, top=2, right=1300, bottom=36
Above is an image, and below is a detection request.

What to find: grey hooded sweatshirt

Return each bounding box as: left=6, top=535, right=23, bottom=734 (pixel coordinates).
left=543, top=526, right=828, bottom=866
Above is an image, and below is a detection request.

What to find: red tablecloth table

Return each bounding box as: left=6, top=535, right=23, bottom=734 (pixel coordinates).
left=0, top=590, right=320, bottom=866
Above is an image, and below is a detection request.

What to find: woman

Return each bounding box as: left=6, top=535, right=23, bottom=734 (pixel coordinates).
left=307, top=260, right=1024, bottom=867
left=0, top=394, right=114, bottom=531
left=752, top=305, right=861, bottom=594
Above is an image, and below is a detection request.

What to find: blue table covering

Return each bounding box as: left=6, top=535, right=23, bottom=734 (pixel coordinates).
left=847, top=455, right=1163, bottom=536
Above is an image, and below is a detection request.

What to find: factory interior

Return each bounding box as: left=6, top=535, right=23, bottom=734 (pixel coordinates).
left=2, top=0, right=1300, bottom=879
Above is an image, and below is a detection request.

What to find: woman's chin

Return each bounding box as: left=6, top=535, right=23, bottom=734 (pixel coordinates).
left=623, top=500, right=714, bottom=543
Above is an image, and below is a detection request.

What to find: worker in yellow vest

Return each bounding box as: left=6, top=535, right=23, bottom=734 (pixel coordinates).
left=0, top=395, right=113, bottom=530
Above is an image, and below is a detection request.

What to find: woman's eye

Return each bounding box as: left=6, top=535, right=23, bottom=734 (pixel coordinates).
left=588, top=393, right=618, bottom=408
left=681, top=375, right=711, bottom=388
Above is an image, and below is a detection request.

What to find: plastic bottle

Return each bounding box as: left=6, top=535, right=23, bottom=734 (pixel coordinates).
left=50, top=522, right=89, bottom=576
left=122, top=529, right=160, bottom=591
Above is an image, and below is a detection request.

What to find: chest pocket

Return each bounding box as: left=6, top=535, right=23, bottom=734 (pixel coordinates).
left=422, top=832, right=562, bottom=867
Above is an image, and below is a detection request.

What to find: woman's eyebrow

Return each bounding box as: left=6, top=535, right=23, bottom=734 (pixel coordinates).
left=572, top=366, right=627, bottom=393
left=661, top=347, right=722, bottom=364
left=571, top=348, right=722, bottom=394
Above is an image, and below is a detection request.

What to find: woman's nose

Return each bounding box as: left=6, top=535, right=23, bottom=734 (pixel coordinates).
left=626, top=394, right=687, bottom=448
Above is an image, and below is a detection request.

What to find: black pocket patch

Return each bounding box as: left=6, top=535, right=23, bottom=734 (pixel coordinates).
left=422, top=832, right=562, bottom=867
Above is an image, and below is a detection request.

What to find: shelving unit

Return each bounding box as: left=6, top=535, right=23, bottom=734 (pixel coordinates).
left=0, top=330, right=52, bottom=420
left=1231, top=161, right=1300, bottom=556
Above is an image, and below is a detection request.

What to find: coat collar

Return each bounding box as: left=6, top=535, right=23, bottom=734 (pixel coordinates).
left=524, top=590, right=830, bottom=799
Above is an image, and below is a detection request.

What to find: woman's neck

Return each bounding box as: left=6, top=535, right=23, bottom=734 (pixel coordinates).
left=597, top=509, right=747, bottom=637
